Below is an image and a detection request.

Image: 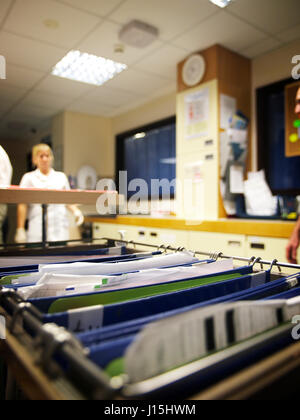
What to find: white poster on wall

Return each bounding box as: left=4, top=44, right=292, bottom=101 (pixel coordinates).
left=185, top=88, right=210, bottom=140
left=220, top=94, right=237, bottom=130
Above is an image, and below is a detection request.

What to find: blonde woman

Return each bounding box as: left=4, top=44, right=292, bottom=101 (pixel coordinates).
left=15, top=144, right=84, bottom=244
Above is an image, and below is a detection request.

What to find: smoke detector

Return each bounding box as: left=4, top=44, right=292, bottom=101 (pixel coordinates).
left=119, top=20, right=159, bottom=48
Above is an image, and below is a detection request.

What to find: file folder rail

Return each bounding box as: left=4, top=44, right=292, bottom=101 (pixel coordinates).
left=1, top=238, right=300, bottom=400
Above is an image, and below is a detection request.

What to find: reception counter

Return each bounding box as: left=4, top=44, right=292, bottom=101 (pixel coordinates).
left=85, top=216, right=295, bottom=239
left=86, top=216, right=297, bottom=268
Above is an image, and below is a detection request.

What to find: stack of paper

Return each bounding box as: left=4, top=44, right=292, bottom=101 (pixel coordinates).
left=244, top=170, right=277, bottom=216
left=17, top=259, right=235, bottom=299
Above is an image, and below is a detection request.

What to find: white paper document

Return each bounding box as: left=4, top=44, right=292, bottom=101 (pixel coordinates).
left=124, top=297, right=299, bottom=383
left=39, top=251, right=198, bottom=275
left=227, top=128, right=248, bottom=144
left=230, top=164, right=244, bottom=194
left=220, top=94, right=237, bottom=130
left=244, top=170, right=277, bottom=216
left=17, top=259, right=235, bottom=299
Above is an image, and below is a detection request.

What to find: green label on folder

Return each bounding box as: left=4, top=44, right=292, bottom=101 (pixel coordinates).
left=48, top=272, right=244, bottom=314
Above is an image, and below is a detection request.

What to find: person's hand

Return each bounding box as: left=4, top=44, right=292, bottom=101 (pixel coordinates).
left=15, top=228, right=27, bottom=244
left=286, top=230, right=300, bottom=264
left=74, top=209, right=84, bottom=227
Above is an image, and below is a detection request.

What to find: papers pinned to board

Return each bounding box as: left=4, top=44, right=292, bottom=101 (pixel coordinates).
left=244, top=170, right=278, bottom=217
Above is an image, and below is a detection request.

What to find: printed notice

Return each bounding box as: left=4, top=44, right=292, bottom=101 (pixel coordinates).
left=185, top=88, right=210, bottom=140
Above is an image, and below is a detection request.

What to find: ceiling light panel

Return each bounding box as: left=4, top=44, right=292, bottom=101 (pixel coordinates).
left=209, top=0, right=233, bottom=8
left=52, top=50, right=127, bottom=86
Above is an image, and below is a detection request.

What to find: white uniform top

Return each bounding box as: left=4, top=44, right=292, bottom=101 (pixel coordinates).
left=0, top=145, right=12, bottom=186
left=20, top=169, right=71, bottom=243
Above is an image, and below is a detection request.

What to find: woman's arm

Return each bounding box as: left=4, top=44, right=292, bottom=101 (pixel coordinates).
left=15, top=204, right=28, bottom=243
left=286, top=216, right=300, bottom=264
left=17, top=204, right=27, bottom=228
left=67, top=205, right=84, bottom=226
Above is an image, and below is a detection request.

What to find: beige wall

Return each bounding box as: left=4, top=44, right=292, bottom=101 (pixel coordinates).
left=52, top=92, right=176, bottom=181
left=112, top=92, right=176, bottom=137
left=251, top=39, right=300, bottom=171
left=53, top=111, right=114, bottom=178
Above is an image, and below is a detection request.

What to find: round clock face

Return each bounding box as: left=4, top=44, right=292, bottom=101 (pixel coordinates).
left=182, top=54, right=206, bottom=87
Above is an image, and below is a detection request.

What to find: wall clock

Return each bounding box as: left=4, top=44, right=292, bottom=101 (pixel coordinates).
left=182, top=54, right=206, bottom=87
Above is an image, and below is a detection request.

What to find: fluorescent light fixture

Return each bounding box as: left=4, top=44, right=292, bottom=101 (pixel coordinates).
left=52, top=50, right=127, bottom=86
left=209, top=0, right=233, bottom=8
left=134, top=132, right=146, bottom=139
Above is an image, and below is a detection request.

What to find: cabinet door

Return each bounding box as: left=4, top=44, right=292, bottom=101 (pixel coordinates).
left=189, top=231, right=246, bottom=259
left=145, top=228, right=189, bottom=250
left=93, top=223, right=135, bottom=241
left=93, top=223, right=120, bottom=242
left=246, top=236, right=287, bottom=261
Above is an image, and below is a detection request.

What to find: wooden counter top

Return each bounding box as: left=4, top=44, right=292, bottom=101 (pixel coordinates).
left=0, top=187, right=117, bottom=205
left=85, top=216, right=297, bottom=239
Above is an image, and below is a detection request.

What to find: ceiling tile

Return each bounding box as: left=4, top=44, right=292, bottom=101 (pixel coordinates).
left=0, top=0, right=13, bottom=26
left=109, top=0, right=218, bottom=41
left=20, top=90, right=74, bottom=110
left=0, top=83, right=27, bottom=104
left=12, top=102, right=58, bottom=120
left=0, top=101, right=13, bottom=116
left=66, top=98, right=117, bottom=116
left=109, top=93, right=166, bottom=117
left=173, top=11, right=266, bottom=53
left=0, top=31, right=67, bottom=72
left=4, top=0, right=101, bottom=49
left=104, top=68, right=170, bottom=95
left=35, top=74, right=94, bottom=99
left=276, top=24, right=300, bottom=44
left=4, top=63, right=46, bottom=89
left=149, top=81, right=176, bottom=100
left=3, top=111, right=45, bottom=127
left=241, top=38, right=282, bottom=59
left=58, top=0, right=124, bottom=17
left=86, top=86, right=142, bottom=107
left=133, top=44, right=188, bottom=80
left=78, top=20, right=163, bottom=66
left=228, top=0, right=300, bottom=35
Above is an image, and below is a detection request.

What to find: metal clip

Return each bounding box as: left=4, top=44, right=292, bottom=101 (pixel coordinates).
left=10, top=302, right=33, bottom=334
left=165, top=245, right=173, bottom=253
left=248, top=256, right=256, bottom=266
left=0, top=287, right=22, bottom=305
left=127, top=240, right=136, bottom=249
left=210, top=252, right=221, bottom=261
left=34, top=323, right=88, bottom=378
left=251, top=257, right=264, bottom=270
left=270, top=259, right=282, bottom=273
left=157, top=244, right=167, bottom=253
left=216, top=252, right=223, bottom=261
left=176, top=247, right=186, bottom=253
